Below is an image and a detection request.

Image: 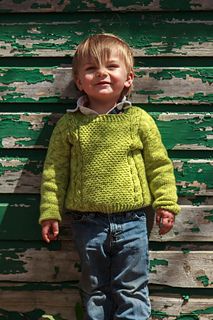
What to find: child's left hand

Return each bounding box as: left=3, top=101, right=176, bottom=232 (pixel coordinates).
left=156, top=209, right=175, bottom=235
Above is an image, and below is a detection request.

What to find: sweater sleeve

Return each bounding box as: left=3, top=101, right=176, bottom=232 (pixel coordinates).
left=39, top=116, right=71, bottom=224
left=140, top=111, right=180, bottom=214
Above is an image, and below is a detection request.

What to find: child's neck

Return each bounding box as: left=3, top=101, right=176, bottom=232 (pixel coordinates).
left=88, top=97, right=119, bottom=114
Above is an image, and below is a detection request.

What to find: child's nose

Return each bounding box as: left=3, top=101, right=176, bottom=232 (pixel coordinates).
left=96, top=67, right=107, bottom=77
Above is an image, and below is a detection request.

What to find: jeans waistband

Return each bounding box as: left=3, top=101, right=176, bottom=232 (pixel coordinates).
left=70, top=207, right=144, bottom=218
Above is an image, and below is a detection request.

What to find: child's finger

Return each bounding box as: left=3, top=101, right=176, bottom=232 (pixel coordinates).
left=159, top=217, right=174, bottom=235
left=156, top=213, right=161, bottom=225
left=42, top=225, right=51, bottom=243
left=52, top=221, right=59, bottom=239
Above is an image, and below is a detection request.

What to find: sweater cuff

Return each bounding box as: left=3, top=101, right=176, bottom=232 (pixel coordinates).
left=39, top=211, right=62, bottom=224
left=154, top=203, right=181, bottom=215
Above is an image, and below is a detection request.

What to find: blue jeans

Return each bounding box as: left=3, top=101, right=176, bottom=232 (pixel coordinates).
left=71, top=209, right=151, bottom=320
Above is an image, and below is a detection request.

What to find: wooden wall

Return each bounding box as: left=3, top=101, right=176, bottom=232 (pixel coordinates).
left=0, top=1, right=213, bottom=319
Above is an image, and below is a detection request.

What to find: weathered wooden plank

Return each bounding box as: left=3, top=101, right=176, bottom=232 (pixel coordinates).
left=0, top=0, right=212, bottom=13
left=0, top=288, right=213, bottom=320
left=0, top=199, right=42, bottom=240
left=0, top=113, right=59, bottom=149
left=1, top=199, right=213, bottom=241
left=173, top=159, right=213, bottom=196
left=0, top=157, right=212, bottom=195
left=153, top=113, right=213, bottom=150
left=150, top=295, right=213, bottom=319
left=1, top=245, right=212, bottom=287
left=0, top=12, right=212, bottom=57
left=0, top=157, right=42, bottom=193
left=64, top=206, right=213, bottom=243
left=149, top=251, right=213, bottom=288
left=0, top=112, right=212, bottom=149
left=150, top=205, right=213, bottom=242
left=132, top=68, right=213, bottom=105
left=0, top=288, right=80, bottom=320
left=0, top=67, right=212, bottom=104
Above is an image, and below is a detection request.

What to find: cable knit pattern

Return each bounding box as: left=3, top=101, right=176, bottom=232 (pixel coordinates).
left=39, top=107, right=180, bottom=223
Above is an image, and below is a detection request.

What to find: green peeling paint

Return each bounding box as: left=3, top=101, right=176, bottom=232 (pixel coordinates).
left=182, top=248, right=191, bottom=254
left=149, top=69, right=213, bottom=84
left=31, top=3, right=52, bottom=9
left=193, top=306, right=213, bottom=315
left=149, top=258, right=168, bottom=273
left=0, top=113, right=56, bottom=148
left=151, top=310, right=168, bottom=318
left=0, top=68, right=54, bottom=84
left=190, top=227, right=200, bottom=233
left=13, top=0, right=26, bottom=3
left=152, top=112, right=213, bottom=150
left=0, top=201, right=41, bottom=240
left=182, top=294, right=190, bottom=302
left=176, top=315, right=199, bottom=320
left=0, top=157, right=43, bottom=175
left=161, top=0, right=192, bottom=10
left=0, top=308, right=44, bottom=319
left=151, top=305, right=213, bottom=319
left=0, top=249, right=27, bottom=274
left=0, top=203, right=7, bottom=224
left=0, top=309, right=65, bottom=320
left=41, top=315, right=65, bottom=320
left=196, top=275, right=212, bottom=287
left=174, top=159, right=213, bottom=196
left=146, top=93, right=213, bottom=104
left=75, top=302, right=84, bottom=320
left=204, top=209, right=213, bottom=222
left=0, top=0, right=210, bottom=12
left=74, top=262, right=81, bottom=273
left=0, top=12, right=212, bottom=57
left=0, top=85, right=16, bottom=92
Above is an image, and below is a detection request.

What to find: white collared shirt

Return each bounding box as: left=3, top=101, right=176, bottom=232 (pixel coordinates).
left=66, top=95, right=132, bottom=115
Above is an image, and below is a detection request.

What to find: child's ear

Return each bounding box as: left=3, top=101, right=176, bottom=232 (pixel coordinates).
left=124, top=71, right=134, bottom=89
left=75, top=77, right=83, bottom=91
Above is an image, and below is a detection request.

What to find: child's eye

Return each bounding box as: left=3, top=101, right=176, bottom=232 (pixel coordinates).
left=108, top=64, right=119, bottom=69
left=85, top=66, right=96, bottom=71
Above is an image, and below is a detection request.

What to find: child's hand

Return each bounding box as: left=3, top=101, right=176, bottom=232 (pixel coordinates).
left=156, top=209, right=175, bottom=235
left=41, top=219, right=59, bottom=243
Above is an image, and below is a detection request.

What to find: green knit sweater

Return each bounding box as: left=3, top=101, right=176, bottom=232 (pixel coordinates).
left=39, top=106, right=180, bottom=223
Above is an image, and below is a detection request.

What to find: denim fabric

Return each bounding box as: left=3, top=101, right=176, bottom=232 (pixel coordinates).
left=71, top=209, right=151, bottom=320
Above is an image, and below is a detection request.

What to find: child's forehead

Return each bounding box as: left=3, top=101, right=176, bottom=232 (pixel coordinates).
left=83, top=48, right=124, bottom=64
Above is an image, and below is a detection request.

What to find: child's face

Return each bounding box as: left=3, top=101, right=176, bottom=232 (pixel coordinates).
left=75, top=49, right=133, bottom=107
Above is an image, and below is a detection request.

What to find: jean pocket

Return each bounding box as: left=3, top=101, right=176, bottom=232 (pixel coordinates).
left=132, top=210, right=146, bottom=221
left=71, top=212, right=85, bottom=222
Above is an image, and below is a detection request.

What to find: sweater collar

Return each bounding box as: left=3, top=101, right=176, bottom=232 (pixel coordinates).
left=67, top=96, right=132, bottom=115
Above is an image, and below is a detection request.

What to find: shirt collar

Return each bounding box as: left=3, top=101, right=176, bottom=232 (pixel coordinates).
left=66, top=95, right=132, bottom=115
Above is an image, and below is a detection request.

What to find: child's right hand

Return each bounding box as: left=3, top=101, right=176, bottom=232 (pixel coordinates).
left=41, top=219, right=59, bottom=243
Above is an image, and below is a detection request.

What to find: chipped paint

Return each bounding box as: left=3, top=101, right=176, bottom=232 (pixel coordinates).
left=0, top=112, right=212, bottom=149
left=156, top=111, right=213, bottom=149
left=0, top=113, right=60, bottom=148
left=0, top=12, right=212, bottom=57
left=134, top=67, right=213, bottom=105
left=1, top=67, right=212, bottom=104
left=149, top=258, right=168, bottom=273
left=0, top=4, right=212, bottom=319
left=0, top=67, right=73, bottom=102
left=174, top=159, right=213, bottom=196
left=75, top=302, right=84, bottom=320
left=196, top=275, right=212, bottom=287
left=204, top=209, right=213, bottom=222
left=1, top=249, right=27, bottom=274
left=190, top=227, right=200, bottom=233
left=0, top=68, right=53, bottom=84
left=0, top=1, right=212, bottom=13
left=0, top=157, right=43, bottom=193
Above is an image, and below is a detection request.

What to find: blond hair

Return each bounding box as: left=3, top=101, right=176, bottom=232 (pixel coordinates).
left=72, top=33, right=134, bottom=81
